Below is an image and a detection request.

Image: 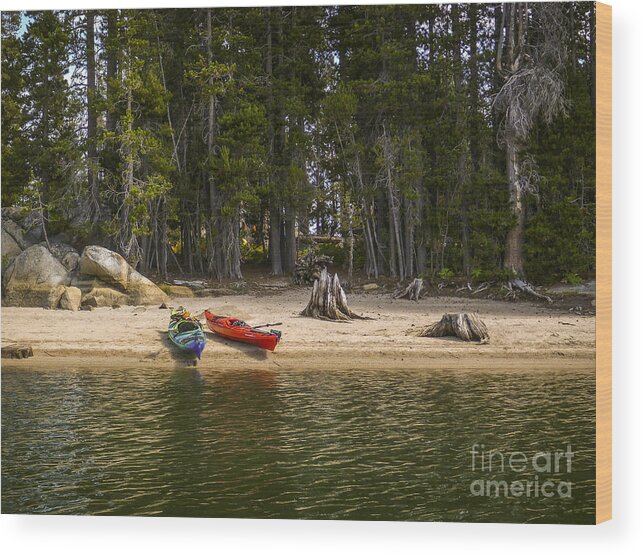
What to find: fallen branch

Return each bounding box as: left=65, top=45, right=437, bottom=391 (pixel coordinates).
left=419, top=313, right=490, bottom=344
left=472, top=282, right=490, bottom=295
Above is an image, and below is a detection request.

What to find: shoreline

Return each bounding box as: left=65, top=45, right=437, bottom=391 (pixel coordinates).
left=2, top=351, right=596, bottom=372
left=1, top=289, right=596, bottom=372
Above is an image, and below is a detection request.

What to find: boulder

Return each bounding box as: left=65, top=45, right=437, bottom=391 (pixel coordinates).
left=60, top=286, right=82, bottom=311
left=2, top=217, right=31, bottom=250
left=21, top=210, right=45, bottom=243
left=1, top=207, right=25, bottom=222
left=47, top=285, right=67, bottom=309
left=2, top=227, right=22, bottom=262
left=79, top=245, right=130, bottom=288
left=62, top=251, right=80, bottom=272
left=79, top=245, right=168, bottom=306
left=164, top=285, right=194, bottom=298
left=2, top=245, right=71, bottom=307
left=69, top=274, right=112, bottom=292
left=127, top=269, right=169, bottom=305
left=81, top=287, right=129, bottom=308
left=46, top=242, right=80, bottom=272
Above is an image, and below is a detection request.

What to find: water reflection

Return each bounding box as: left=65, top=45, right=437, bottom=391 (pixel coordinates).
left=2, top=367, right=595, bottom=522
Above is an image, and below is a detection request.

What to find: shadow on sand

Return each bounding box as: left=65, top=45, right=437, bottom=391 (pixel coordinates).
left=203, top=330, right=269, bottom=361
left=157, top=329, right=270, bottom=365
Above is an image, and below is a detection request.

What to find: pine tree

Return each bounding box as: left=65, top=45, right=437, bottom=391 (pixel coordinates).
left=1, top=12, right=29, bottom=205
left=19, top=11, right=82, bottom=231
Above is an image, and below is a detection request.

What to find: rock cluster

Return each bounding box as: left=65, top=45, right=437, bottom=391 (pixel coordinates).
left=2, top=209, right=168, bottom=309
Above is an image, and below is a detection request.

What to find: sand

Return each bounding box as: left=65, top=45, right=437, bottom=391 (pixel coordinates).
left=1, top=288, right=595, bottom=372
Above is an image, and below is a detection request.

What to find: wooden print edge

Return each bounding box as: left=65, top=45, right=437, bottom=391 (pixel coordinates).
left=595, top=1, right=612, bottom=525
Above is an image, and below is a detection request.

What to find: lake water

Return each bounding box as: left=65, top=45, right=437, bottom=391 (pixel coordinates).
left=1, top=366, right=595, bottom=523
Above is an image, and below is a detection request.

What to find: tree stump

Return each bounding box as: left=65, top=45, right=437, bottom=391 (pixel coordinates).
left=419, top=313, right=490, bottom=343
left=1, top=344, right=34, bottom=359
left=394, top=278, right=424, bottom=301
left=301, top=268, right=367, bottom=321
left=508, top=278, right=553, bottom=303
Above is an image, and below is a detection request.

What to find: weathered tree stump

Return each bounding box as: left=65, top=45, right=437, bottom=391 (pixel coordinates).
left=508, top=278, right=553, bottom=303
left=394, top=278, right=424, bottom=301
left=1, top=344, right=34, bottom=359
left=301, top=268, right=368, bottom=321
left=419, top=313, right=489, bottom=343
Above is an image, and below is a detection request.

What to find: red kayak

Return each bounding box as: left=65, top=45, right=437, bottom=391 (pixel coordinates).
left=204, top=310, right=282, bottom=352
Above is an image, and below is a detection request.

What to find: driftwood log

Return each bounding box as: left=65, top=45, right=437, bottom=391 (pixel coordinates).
left=1, top=344, right=34, bottom=359
left=301, top=268, right=367, bottom=321
left=394, top=278, right=424, bottom=301
left=419, top=313, right=490, bottom=343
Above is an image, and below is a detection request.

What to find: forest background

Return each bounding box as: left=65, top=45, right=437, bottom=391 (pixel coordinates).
left=0, top=3, right=597, bottom=285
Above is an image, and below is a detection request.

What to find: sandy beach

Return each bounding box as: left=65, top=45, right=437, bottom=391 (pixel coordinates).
left=1, top=287, right=595, bottom=372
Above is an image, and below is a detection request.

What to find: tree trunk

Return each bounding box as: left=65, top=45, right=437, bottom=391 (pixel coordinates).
left=159, top=197, right=168, bottom=279
left=415, top=181, right=427, bottom=274
left=228, top=207, right=243, bottom=279
left=458, top=153, right=471, bottom=278
left=123, top=79, right=135, bottom=263
left=284, top=205, right=297, bottom=274
left=452, top=3, right=471, bottom=279
left=105, top=11, right=118, bottom=135
left=340, top=197, right=355, bottom=280
left=269, top=202, right=283, bottom=275
left=403, top=195, right=414, bottom=278
left=266, top=8, right=285, bottom=276
left=102, top=9, right=119, bottom=195
left=381, top=126, right=405, bottom=278
left=363, top=208, right=378, bottom=278
left=352, top=151, right=378, bottom=278
left=205, top=8, right=220, bottom=279
left=86, top=11, right=99, bottom=220
left=504, top=133, right=524, bottom=276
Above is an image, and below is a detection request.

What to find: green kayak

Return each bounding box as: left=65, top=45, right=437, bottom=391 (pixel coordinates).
left=167, top=308, right=206, bottom=359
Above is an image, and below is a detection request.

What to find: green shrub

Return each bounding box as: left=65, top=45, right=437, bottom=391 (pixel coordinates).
left=241, top=242, right=267, bottom=265
left=562, top=272, right=583, bottom=285
left=437, top=267, right=454, bottom=280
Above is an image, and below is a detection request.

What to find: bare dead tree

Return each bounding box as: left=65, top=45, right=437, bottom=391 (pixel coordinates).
left=493, top=3, right=569, bottom=279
